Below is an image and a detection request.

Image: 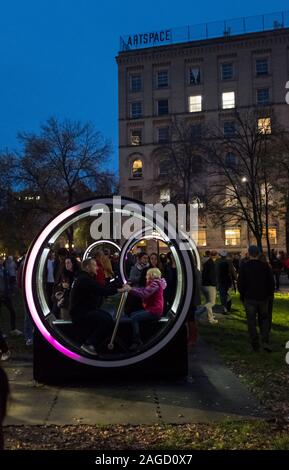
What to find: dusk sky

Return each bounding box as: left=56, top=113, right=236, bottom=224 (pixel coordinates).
left=0, top=0, right=288, bottom=171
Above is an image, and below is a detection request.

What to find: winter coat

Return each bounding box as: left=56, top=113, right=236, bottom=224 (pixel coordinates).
left=130, top=278, right=167, bottom=317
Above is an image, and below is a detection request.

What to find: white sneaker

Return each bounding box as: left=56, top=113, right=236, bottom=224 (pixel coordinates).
left=25, top=339, right=33, bottom=346
left=10, top=329, right=23, bottom=336
left=1, top=350, right=11, bottom=361
left=208, top=318, right=219, bottom=324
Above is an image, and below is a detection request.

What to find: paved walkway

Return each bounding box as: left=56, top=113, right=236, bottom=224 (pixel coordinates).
left=3, top=340, right=266, bottom=426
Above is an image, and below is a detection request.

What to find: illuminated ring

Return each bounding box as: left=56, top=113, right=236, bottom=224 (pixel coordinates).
left=83, top=240, right=121, bottom=261
left=23, top=197, right=197, bottom=368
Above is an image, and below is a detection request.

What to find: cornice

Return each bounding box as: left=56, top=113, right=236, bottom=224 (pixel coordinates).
left=116, top=29, right=289, bottom=66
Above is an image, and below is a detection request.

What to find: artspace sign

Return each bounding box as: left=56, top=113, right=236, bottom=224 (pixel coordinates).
left=124, top=29, right=172, bottom=49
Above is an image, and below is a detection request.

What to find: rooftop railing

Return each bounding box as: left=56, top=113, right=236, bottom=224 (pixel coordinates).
left=119, top=10, right=289, bottom=52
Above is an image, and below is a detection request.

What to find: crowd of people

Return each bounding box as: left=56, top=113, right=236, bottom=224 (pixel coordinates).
left=0, top=244, right=288, bottom=361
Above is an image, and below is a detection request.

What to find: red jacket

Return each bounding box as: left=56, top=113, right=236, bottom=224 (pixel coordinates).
left=131, top=278, right=167, bottom=317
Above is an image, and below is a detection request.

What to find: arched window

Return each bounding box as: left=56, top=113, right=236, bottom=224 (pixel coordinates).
left=132, top=159, right=143, bottom=178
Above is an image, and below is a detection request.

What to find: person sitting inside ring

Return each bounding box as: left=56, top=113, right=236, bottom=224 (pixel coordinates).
left=120, top=268, right=167, bottom=351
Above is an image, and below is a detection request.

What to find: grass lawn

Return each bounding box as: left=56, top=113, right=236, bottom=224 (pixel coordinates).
left=199, top=292, right=289, bottom=418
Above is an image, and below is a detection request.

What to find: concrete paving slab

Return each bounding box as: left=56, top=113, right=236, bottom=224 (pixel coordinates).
left=3, top=338, right=267, bottom=426
left=48, top=386, right=160, bottom=425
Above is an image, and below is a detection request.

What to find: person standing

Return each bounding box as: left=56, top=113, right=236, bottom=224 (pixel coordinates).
left=216, top=251, right=236, bottom=313
left=199, top=251, right=218, bottom=324
left=0, top=258, right=22, bottom=336
left=238, top=245, right=275, bottom=352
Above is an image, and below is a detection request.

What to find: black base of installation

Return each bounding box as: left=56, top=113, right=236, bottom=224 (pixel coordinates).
left=33, top=326, right=188, bottom=384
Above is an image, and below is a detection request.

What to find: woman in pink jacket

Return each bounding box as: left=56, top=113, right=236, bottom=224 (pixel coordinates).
left=121, top=268, right=167, bottom=351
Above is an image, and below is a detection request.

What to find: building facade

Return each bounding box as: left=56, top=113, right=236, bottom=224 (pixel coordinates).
left=117, top=15, right=289, bottom=253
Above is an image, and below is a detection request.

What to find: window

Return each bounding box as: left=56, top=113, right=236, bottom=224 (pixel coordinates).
left=258, top=117, right=271, bottom=134
left=191, top=124, right=202, bottom=138
left=257, top=88, right=269, bottom=105
left=263, top=227, right=277, bottom=245
left=158, top=127, right=170, bottom=143
left=131, top=190, right=143, bottom=200
left=157, top=70, right=169, bottom=88
left=188, top=67, right=201, bottom=85
left=132, top=159, right=143, bottom=178
left=157, top=99, right=169, bottom=116
left=224, top=121, right=236, bottom=137
left=225, top=228, right=241, bottom=246
left=159, top=158, right=169, bottom=178
left=159, top=188, right=170, bottom=203
left=189, top=95, right=202, bottom=113
left=256, top=58, right=269, bottom=76
left=222, top=92, right=235, bottom=109
left=225, top=185, right=237, bottom=206
left=191, top=228, right=207, bottom=246
left=130, top=129, right=142, bottom=146
left=130, top=74, right=142, bottom=92
left=130, top=102, right=142, bottom=119
left=225, top=152, right=237, bottom=168
left=221, top=63, right=233, bottom=80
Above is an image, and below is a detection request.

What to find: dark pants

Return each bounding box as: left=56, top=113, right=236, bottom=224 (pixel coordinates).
left=0, top=295, right=16, bottom=330
left=75, top=309, right=114, bottom=350
left=219, top=285, right=230, bottom=311
left=130, top=309, right=157, bottom=342
left=0, top=329, right=8, bottom=353
left=273, top=272, right=280, bottom=290
left=45, top=282, right=54, bottom=310
left=244, top=299, right=270, bottom=347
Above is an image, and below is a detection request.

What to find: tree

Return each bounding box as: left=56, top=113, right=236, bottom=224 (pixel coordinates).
left=157, top=118, right=207, bottom=231
left=206, top=109, right=278, bottom=254
left=17, top=117, right=117, bottom=246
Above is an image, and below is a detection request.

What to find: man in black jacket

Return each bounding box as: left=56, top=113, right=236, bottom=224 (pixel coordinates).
left=69, top=258, right=118, bottom=355
left=237, top=245, right=275, bottom=352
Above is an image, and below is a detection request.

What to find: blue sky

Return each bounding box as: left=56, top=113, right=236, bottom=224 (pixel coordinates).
left=0, top=0, right=288, bottom=171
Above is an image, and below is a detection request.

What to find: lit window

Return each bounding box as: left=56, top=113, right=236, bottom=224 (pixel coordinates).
left=191, top=228, right=207, bottom=246
left=157, top=70, right=169, bottom=88
left=257, top=88, right=269, bottom=105
left=189, top=95, right=202, bottom=113
left=157, top=99, right=169, bottom=116
left=132, top=159, right=143, bottom=178
left=130, top=74, right=142, bottom=92
left=224, top=121, right=235, bottom=137
left=131, top=129, right=142, bottom=146
left=222, top=92, right=235, bottom=109
left=258, top=117, right=271, bottom=134
left=160, top=188, right=170, bottom=203
left=158, top=127, right=170, bottom=143
left=130, top=102, right=142, bottom=119
left=256, top=58, right=268, bottom=76
left=263, top=228, right=277, bottom=245
left=225, top=228, right=241, bottom=246
left=221, top=63, right=233, bottom=80
left=188, top=67, right=201, bottom=85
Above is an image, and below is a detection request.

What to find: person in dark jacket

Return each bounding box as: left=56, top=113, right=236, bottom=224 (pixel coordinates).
left=0, top=258, right=22, bottom=336
left=199, top=251, right=218, bottom=324
left=216, top=251, right=237, bottom=313
left=237, top=245, right=275, bottom=352
left=69, top=258, right=118, bottom=355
